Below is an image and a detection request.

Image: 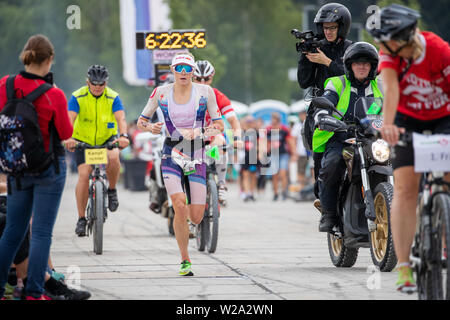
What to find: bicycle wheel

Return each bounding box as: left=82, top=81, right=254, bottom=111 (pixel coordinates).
left=206, top=178, right=219, bottom=253
left=196, top=218, right=208, bottom=252
left=93, top=180, right=105, bottom=255
left=417, top=195, right=446, bottom=300
left=435, top=193, right=450, bottom=300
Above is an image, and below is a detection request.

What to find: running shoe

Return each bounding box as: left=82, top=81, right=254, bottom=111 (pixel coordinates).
left=45, top=277, right=91, bottom=300
left=396, top=265, right=417, bottom=294
left=179, top=260, right=194, bottom=276
left=51, top=269, right=65, bottom=282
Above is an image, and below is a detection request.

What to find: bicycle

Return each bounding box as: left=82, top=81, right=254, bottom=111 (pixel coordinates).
left=400, top=131, right=450, bottom=299
left=75, top=141, right=119, bottom=255
left=196, top=144, right=224, bottom=253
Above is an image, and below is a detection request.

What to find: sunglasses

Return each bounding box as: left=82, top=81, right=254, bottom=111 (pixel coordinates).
left=90, top=80, right=106, bottom=86
left=174, top=64, right=194, bottom=73
left=195, top=76, right=211, bottom=82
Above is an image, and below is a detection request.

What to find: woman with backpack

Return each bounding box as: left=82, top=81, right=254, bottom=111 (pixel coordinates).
left=0, top=34, right=73, bottom=300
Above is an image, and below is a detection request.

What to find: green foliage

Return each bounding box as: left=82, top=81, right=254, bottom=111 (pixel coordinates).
left=168, top=0, right=303, bottom=104
left=0, top=0, right=150, bottom=121
left=1, top=0, right=448, bottom=118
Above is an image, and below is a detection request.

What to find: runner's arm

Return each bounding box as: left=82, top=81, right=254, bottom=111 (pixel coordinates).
left=207, top=86, right=224, bottom=132
left=137, top=88, right=159, bottom=132
left=379, top=67, right=402, bottom=146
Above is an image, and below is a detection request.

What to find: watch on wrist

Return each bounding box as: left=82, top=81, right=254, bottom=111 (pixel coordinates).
left=120, top=133, right=130, bottom=140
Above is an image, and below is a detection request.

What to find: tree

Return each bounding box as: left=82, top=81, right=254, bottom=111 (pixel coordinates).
left=168, top=0, right=304, bottom=104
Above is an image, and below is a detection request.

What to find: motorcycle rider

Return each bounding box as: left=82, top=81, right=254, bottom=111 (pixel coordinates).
left=297, top=2, right=353, bottom=210
left=312, top=42, right=383, bottom=232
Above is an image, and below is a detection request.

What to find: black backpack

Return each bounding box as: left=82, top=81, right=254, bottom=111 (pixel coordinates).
left=0, top=75, right=55, bottom=177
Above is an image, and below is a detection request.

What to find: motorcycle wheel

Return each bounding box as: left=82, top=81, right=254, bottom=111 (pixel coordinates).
left=327, top=232, right=358, bottom=268
left=370, top=182, right=397, bottom=272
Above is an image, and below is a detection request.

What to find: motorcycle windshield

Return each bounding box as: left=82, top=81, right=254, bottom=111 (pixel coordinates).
left=353, top=97, right=384, bottom=133
left=353, top=97, right=384, bottom=125
left=353, top=97, right=383, bottom=119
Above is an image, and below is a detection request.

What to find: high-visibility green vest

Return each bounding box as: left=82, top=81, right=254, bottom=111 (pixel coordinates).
left=72, top=86, right=119, bottom=146
left=312, top=75, right=383, bottom=153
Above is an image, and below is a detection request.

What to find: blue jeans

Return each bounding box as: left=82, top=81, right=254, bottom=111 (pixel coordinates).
left=0, top=156, right=66, bottom=298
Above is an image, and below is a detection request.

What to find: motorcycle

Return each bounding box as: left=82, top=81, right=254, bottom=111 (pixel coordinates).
left=134, top=131, right=175, bottom=235
left=314, top=97, right=397, bottom=271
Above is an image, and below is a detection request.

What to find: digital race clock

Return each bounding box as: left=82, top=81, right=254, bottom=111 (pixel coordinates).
left=136, top=30, right=207, bottom=50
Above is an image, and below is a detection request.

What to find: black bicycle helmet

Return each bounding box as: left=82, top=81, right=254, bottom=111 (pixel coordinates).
left=366, top=4, right=420, bottom=43
left=314, top=3, right=352, bottom=40
left=87, top=65, right=109, bottom=83
left=343, top=42, right=379, bottom=83
left=194, top=60, right=215, bottom=78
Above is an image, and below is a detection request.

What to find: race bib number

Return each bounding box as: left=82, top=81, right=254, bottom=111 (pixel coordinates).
left=413, top=133, right=450, bottom=172
left=85, top=148, right=108, bottom=165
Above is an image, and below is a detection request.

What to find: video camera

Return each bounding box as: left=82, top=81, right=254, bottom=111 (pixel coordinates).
left=291, top=29, right=321, bottom=53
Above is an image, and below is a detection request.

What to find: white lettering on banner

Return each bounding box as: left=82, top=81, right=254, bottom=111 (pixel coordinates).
left=153, top=49, right=188, bottom=63
left=413, top=133, right=450, bottom=172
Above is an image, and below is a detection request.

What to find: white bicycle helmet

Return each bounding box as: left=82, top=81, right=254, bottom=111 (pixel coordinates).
left=194, top=60, right=215, bottom=78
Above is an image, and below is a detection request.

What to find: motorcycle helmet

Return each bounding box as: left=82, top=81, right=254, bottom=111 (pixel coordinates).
left=314, top=3, right=352, bottom=40
left=343, top=42, right=379, bottom=83
left=366, top=4, right=420, bottom=43
left=87, top=65, right=109, bottom=84
left=194, top=60, right=215, bottom=78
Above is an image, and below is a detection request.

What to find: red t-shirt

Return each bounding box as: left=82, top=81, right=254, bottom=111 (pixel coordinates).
left=0, top=72, right=73, bottom=152
left=204, top=88, right=235, bottom=126
left=378, top=31, right=450, bottom=121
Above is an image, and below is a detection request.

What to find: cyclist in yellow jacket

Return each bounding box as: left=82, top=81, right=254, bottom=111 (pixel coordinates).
left=65, top=65, right=129, bottom=237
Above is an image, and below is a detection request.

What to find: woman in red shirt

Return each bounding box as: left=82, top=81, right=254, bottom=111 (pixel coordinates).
left=0, top=35, right=73, bottom=300
left=368, top=4, right=450, bottom=293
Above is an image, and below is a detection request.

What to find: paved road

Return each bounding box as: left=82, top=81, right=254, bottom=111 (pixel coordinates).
left=52, top=172, right=415, bottom=300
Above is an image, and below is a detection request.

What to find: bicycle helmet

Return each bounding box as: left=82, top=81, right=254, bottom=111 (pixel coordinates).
left=343, top=42, right=379, bottom=83
left=314, top=3, right=352, bottom=40
left=194, top=60, right=215, bottom=78
left=366, top=4, right=420, bottom=43
left=87, top=65, right=109, bottom=83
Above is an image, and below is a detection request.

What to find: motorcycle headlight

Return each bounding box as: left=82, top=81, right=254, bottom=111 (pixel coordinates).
left=371, top=139, right=390, bottom=163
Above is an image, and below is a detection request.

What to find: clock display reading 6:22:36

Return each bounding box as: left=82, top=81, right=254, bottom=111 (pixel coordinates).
left=136, top=30, right=207, bottom=50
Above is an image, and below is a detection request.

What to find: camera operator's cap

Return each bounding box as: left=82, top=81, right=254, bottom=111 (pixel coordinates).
left=171, top=54, right=196, bottom=68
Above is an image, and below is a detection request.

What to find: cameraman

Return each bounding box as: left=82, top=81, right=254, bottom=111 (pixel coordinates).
left=297, top=3, right=353, bottom=96
left=297, top=3, right=353, bottom=210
